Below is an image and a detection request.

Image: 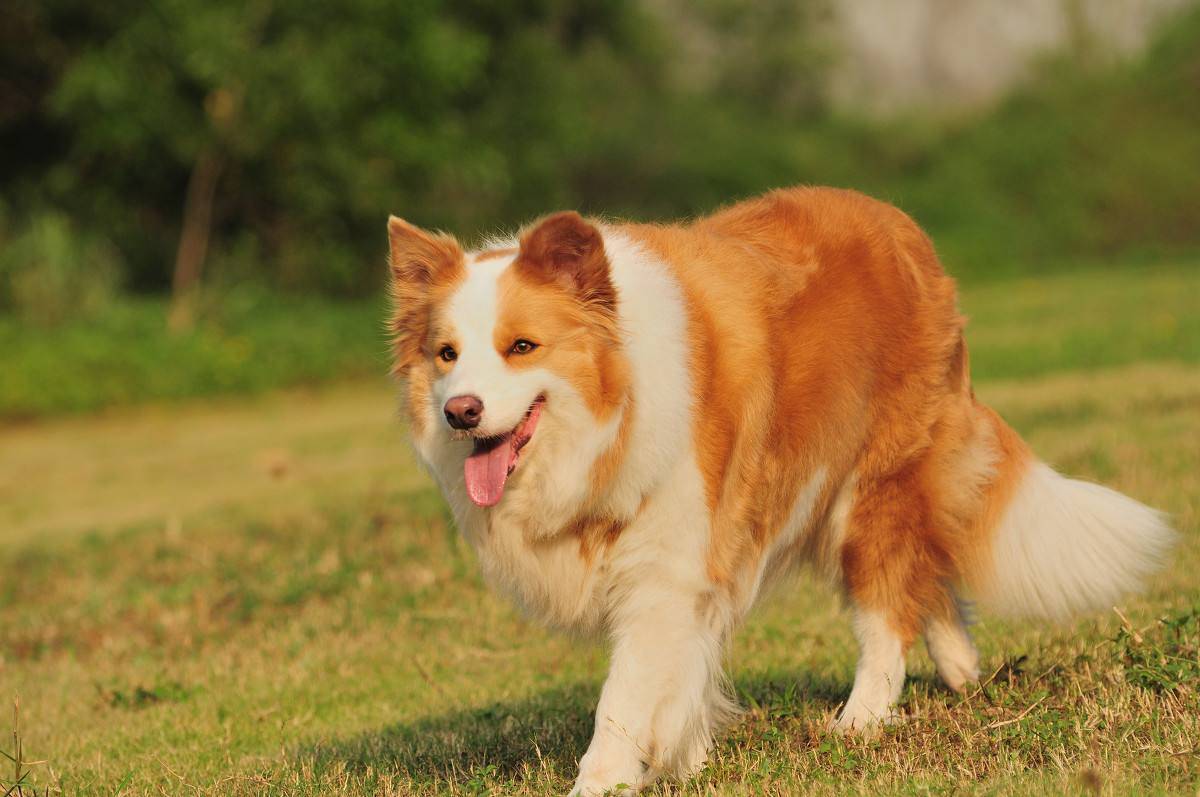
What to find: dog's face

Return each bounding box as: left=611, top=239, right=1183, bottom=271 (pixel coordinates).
left=387, top=212, right=629, bottom=509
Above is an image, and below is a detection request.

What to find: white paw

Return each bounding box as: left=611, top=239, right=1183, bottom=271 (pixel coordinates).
left=935, top=654, right=980, bottom=694
left=925, top=612, right=980, bottom=693
left=568, top=778, right=638, bottom=796
left=675, top=744, right=709, bottom=779
left=927, top=634, right=980, bottom=693
left=570, top=749, right=647, bottom=796
left=829, top=700, right=898, bottom=736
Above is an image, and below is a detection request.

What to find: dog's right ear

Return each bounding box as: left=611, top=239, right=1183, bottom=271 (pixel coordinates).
left=387, top=216, right=462, bottom=287
left=386, top=216, right=463, bottom=374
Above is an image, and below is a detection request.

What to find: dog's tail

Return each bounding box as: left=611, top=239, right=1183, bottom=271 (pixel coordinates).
left=966, top=407, right=1176, bottom=622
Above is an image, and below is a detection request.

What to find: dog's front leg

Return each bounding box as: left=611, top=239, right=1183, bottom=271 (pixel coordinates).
left=570, top=579, right=733, bottom=796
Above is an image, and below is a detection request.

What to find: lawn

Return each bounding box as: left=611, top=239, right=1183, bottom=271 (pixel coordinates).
left=0, top=293, right=388, bottom=420
left=2, top=261, right=1198, bottom=795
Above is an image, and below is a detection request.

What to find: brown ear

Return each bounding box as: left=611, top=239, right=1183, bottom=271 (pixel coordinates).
left=388, top=216, right=462, bottom=285
left=516, top=212, right=616, bottom=318
left=386, top=216, right=464, bottom=373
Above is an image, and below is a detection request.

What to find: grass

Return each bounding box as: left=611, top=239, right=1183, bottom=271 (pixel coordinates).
left=0, top=291, right=388, bottom=420
left=1, top=698, right=47, bottom=796
left=1, top=260, right=1198, bottom=795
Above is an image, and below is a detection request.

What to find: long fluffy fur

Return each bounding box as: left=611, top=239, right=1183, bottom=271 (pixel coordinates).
left=975, top=461, right=1175, bottom=621
left=386, top=187, right=1176, bottom=795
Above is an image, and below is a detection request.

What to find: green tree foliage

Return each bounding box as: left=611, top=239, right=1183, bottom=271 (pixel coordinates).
left=0, top=0, right=1197, bottom=307
left=2, top=0, right=707, bottom=296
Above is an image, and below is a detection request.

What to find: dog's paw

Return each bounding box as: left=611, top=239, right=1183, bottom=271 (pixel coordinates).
left=570, top=748, right=646, bottom=796
left=827, top=702, right=898, bottom=737
left=568, top=779, right=637, bottom=796
left=926, top=624, right=980, bottom=694
left=936, top=655, right=981, bottom=695
left=675, top=745, right=709, bottom=779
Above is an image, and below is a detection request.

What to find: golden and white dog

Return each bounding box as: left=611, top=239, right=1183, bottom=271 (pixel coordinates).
left=385, top=187, right=1173, bottom=795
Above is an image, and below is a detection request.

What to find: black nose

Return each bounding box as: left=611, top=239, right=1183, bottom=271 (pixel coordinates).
left=444, top=395, right=483, bottom=430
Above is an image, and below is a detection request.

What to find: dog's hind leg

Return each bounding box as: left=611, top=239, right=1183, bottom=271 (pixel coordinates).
left=923, top=596, right=979, bottom=693
left=831, top=457, right=960, bottom=733
left=832, top=605, right=908, bottom=732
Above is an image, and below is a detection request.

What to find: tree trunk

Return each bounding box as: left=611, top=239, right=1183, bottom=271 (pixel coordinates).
left=168, top=147, right=224, bottom=332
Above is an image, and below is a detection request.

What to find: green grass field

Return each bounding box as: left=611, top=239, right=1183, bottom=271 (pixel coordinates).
left=0, top=292, right=388, bottom=420
left=2, top=261, right=1198, bottom=796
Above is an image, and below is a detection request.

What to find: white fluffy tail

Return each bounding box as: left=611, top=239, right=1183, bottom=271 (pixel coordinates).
left=976, top=462, right=1176, bottom=621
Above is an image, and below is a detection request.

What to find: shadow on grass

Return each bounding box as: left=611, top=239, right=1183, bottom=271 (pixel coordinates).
left=295, top=671, right=852, bottom=790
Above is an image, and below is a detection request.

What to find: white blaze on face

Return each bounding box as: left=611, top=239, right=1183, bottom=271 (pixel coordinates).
left=437, top=253, right=542, bottom=437
left=435, top=252, right=557, bottom=508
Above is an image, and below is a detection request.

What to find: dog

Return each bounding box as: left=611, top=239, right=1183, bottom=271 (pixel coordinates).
left=385, top=187, right=1174, bottom=795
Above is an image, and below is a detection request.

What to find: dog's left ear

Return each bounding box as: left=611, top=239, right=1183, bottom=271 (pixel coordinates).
left=386, top=216, right=464, bottom=373
left=517, top=212, right=616, bottom=318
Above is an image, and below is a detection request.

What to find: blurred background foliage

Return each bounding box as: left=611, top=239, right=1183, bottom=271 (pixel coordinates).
left=1, top=0, right=1198, bottom=415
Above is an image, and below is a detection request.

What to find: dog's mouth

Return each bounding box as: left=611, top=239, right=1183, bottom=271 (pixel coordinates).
left=463, top=396, right=545, bottom=508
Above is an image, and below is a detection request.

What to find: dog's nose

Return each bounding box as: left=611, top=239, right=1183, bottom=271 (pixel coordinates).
left=444, top=395, right=483, bottom=430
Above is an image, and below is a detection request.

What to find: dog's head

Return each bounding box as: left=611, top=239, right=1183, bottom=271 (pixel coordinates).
left=387, top=212, right=629, bottom=509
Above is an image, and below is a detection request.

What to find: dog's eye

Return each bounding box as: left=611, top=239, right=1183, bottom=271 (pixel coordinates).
left=510, top=339, right=538, bottom=355
left=438, top=345, right=457, bottom=363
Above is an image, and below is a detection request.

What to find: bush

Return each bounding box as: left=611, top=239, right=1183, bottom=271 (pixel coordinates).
left=0, top=208, right=120, bottom=324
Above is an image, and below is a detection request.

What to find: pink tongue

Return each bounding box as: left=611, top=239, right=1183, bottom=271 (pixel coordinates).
left=464, top=437, right=516, bottom=507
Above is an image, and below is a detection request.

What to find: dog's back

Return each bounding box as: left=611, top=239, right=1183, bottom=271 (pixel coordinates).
left=621, top=185, right=1173, bottom=725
